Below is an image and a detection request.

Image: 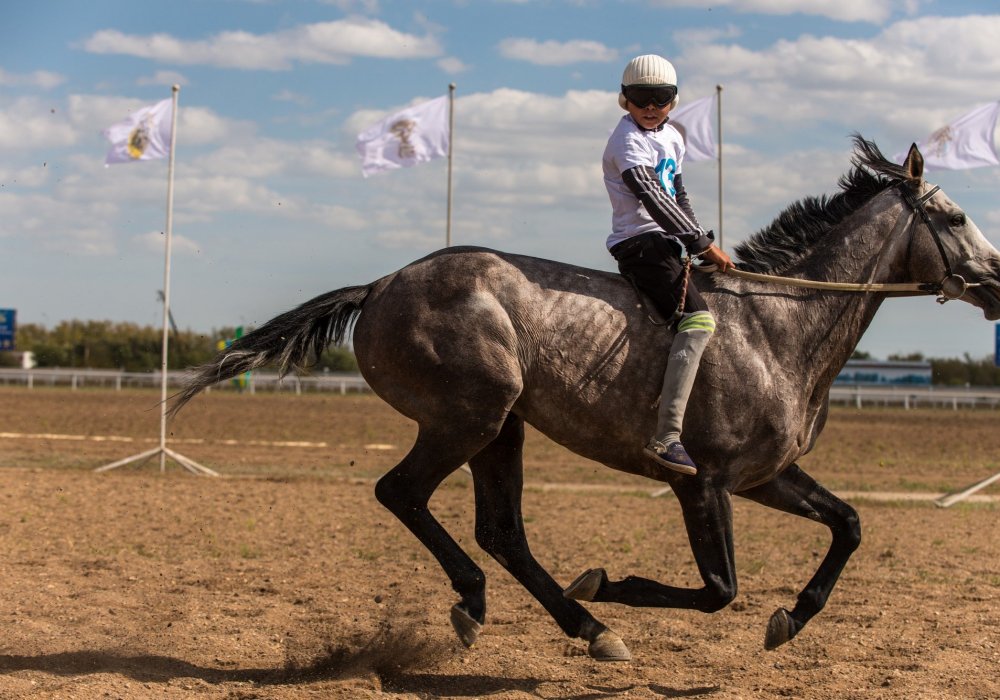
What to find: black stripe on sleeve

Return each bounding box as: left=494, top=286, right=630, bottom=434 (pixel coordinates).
left=622, top=166, right=710, bottom=253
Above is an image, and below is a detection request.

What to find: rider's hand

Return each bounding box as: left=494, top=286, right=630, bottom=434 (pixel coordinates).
left=701, top=244, right=734, bottom=272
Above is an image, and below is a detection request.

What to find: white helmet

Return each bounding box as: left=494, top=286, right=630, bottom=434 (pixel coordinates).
left=618, top=54, right=679, bottom=110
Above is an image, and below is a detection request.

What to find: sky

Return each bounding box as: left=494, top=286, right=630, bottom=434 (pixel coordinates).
left=2, top=0, right=1000, bottom=361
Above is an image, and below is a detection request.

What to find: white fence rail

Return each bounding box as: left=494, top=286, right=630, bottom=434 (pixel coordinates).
left=4, top=369, right=1000, bottom=409
left=829, top=385, right=1000, bottom=409
left=0, top=368, right=371, bottom=395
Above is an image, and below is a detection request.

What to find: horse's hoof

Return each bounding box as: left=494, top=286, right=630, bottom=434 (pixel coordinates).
left=564, top=568, right=605, bottom=601
left=588, top=629, right=632, bottom=662
left=764, top=607, right=796, bottom=650
left=450, top=604, right=482, bottom=648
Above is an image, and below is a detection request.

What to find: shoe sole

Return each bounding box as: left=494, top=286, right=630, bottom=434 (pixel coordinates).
left=644, top=447, right=697, bottom=476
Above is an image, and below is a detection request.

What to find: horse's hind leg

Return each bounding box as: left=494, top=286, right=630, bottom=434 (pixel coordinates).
left=374, top=424, right=503, bottom=646
left=468, top=413, right=631, bottom=661
left=738, top=463, right=861, bottom=650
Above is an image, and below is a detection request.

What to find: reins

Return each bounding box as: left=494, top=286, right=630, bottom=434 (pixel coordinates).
left=709, top=180, right=980, bottom=304
left=720, top=268, right=936, bottom=295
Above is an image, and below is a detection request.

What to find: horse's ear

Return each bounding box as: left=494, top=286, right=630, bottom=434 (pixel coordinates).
left=903, top=143, right=924, bottom=181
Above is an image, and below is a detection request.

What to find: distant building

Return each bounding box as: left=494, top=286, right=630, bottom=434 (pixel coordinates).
left=835, top=359, right=932, bottom=385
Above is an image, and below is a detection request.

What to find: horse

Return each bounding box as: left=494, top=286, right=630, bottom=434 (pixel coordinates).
left=170, top=137, right=1000, bottom=662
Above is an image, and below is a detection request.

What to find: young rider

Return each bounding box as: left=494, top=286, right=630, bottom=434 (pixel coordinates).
left=603, top=54, right=733, bottom=476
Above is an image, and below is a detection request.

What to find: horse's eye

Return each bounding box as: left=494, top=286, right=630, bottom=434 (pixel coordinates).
left=950, top=213, right=966, bottom=227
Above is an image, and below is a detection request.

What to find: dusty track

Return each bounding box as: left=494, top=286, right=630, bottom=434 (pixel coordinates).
left=0, top=388, right=997, bottom=698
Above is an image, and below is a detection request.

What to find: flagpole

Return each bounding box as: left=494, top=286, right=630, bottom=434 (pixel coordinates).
left=716, top=84, right=724, bottom=250
left=157, top=85, right=180, bottom=472
left=446, top=83, right=455, bottom=248
left=97, top=85, right=217, bottom=477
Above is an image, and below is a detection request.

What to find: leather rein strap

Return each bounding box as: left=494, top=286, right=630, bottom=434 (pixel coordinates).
left=715, top=181, right=978, bottom=303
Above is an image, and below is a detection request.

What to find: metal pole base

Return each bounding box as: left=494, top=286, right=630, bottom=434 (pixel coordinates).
left=936, top=471, right=1000, bottom=508
left=95, top=446, right=218, bottom=476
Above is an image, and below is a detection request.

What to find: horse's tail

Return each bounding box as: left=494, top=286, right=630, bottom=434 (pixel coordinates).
left=168, top=283, right=373, bottom=417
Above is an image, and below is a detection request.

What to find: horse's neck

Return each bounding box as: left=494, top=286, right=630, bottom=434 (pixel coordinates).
left=771, top=201, right=909, bottom=384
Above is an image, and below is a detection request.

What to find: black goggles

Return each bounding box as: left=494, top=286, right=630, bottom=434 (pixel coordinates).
left=622, top=84, right=677, bottom=109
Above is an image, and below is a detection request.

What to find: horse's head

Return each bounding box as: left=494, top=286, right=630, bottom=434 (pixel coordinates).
left=900, top=144, right=1000, bottom=320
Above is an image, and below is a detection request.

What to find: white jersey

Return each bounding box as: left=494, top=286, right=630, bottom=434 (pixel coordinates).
left=603, top=114, right=701, bottom=251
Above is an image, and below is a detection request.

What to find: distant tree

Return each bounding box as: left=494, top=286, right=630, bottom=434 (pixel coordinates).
left=850, top=350, right=872, bottom=360
left=931, top=357, right=966, bottom=385
left=13, top=321, right=358, bottom=373
left=314, top=346, right=360, bottom=372
left=888, top=352, right=925, bottom=362
left=930, top=354, right=1000, bottom=386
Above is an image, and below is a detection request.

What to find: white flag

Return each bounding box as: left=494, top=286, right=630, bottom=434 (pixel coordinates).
left=670, top=94, right=716, bottom=162
left=103, top=97, right=174, bottom=165
left=356, top=95, right=450, bottom=177
left=898, top=102, right=1000, bottom=171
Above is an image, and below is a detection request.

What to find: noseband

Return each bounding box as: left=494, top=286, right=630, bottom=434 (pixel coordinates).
left=719, top=179, right=979, bottom=302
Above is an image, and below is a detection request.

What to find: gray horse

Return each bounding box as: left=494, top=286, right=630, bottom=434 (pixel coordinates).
left=171, top=137, right=1000, bottom=661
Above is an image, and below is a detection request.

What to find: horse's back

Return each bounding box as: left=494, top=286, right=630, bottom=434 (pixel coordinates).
left=352, top=248, right=668, bottom=460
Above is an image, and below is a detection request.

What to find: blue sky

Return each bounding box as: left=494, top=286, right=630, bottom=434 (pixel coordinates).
left=2, top=0, right=999, bottom=360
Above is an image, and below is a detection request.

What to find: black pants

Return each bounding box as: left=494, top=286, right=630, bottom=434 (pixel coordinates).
left=610, top=232, right=709, bottom=320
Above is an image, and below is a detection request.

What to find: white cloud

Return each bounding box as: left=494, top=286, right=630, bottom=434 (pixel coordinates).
left=134, top=230, right=201, bottom=256
left=272, top=90, right=313, bottom=107
left=0, top=68, right=65, bottom=90
left=319, top=0, right=381, bottom=11
left=188, top=139, right=358, bottom=181
left=652, top=0, right=904, bottom=23
left=0, top=186, right=119, bottom=255
left=0, top=97, right=77, bottom=150
left=81, top=19, right=442, bottom=70
left=0, top=163, right=50, bottom=188
left=678, top=14, right=1000, bottom=138
left=498, top=38, right=619, bottom=66
left=438, top=57, right=469, bottom=74
left=136, top=70, right=188, bottom=87
left=673, top=24, right=743, bottom=49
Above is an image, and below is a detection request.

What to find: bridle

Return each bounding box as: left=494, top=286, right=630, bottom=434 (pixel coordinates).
left=895, top=180, right=974, bottom=301
left=718, top=179, right=980, bottom=303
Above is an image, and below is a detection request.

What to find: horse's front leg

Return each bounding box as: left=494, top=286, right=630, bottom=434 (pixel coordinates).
left=565, top=477, right=738, bottom=613
left=738, top=462, right=861, bottom=649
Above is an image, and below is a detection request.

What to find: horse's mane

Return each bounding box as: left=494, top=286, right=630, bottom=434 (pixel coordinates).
left=734, top=135, right=912, bottom=274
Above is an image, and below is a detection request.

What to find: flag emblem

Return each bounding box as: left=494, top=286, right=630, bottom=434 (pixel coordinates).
left=928, top=125, right=953, bottom=159
left=127, top=121, right=152, bottom=159
left=389, top=119, right=418, bottom=159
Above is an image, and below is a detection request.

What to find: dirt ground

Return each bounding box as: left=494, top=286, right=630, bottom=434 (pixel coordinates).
left=0, top=387, right=998, bottom=699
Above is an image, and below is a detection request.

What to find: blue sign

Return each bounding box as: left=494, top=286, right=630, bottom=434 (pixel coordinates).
left=0, top=309, right=14, bottom=351
left=996, top=323, right=1000, bottom=368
